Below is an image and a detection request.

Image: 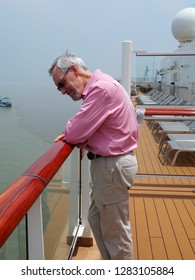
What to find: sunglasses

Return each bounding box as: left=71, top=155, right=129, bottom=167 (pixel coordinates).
left=57, top=68, right=70, bottom=91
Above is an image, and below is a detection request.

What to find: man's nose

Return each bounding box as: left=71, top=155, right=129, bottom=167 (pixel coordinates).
left=61, top=88, right=67, bottom=95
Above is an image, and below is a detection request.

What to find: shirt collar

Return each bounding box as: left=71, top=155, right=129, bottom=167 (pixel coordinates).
left=82, top=69, right=103, bottom=100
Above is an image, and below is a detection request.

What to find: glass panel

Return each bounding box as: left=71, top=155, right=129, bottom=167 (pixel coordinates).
left=43, top=153, right=78, bottom=260
left=0, top=218, right=27, bottom=260
left=134, top=56, right=161, bottom=86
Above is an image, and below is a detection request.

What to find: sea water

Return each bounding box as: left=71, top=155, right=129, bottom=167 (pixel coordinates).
left=0, top=83, right=80, bottom=192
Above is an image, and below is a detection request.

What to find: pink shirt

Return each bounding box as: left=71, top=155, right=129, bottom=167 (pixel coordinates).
left=64, top=70, right=138, bottom=156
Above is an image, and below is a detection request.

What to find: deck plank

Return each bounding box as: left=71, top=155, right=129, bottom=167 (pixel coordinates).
left=134, top=197, right=153, bottom=259
left=191, top=240, right=195, bottom=253
left=144, top=198, right=162, bottom=237
left=129, top=197, right=138, bottom=259
left=150, top=238, right=167, bottom=260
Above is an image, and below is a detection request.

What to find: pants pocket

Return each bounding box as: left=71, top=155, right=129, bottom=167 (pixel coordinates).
left=115, top=155, right=138, bottom=189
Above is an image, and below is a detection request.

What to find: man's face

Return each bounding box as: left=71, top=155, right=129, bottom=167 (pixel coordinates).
left=52, top=65, right=82, bottom=101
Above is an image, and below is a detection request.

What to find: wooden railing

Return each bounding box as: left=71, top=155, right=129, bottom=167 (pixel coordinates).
left=0, top=141, right=74, bottom=248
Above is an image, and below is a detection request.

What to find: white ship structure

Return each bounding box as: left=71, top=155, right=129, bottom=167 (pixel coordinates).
left=159, top=8, right=195, bottom=104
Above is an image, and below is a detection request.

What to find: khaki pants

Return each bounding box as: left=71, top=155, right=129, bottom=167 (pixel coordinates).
left=88, top=153, right=138, bottom=260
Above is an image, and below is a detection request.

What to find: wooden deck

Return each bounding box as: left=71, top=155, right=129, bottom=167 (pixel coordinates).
left=44, top=117, right=195, bottom=260
left=72, top=120, right=195, bottom=260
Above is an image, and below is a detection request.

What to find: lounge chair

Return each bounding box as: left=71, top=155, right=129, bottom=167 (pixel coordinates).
left=137, top=89, right=157, bottom=97
left=136, top=89, right=159, bottom=99
left=168, top=97, right=185, bottom=105
left=137, top=93, right=167, bottom=105
left=158, top=133, right=195, bottom=155
left=135, top=89, right=157, bottom=101
left=137, top=93, right=179, bottom=106
left=152, top=121, right=192, bottom=143
left=159, top=140, right=195, bottom=165
left=159, top=95, right=176, bottom=105
left=136, top=91, right=162, bottom=105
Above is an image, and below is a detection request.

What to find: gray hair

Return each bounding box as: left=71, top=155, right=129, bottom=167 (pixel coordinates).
left=48, top=50, right=88, bottom=75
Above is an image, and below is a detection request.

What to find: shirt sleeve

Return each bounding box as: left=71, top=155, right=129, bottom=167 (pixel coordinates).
left=64, top=85, right=110, bottom=145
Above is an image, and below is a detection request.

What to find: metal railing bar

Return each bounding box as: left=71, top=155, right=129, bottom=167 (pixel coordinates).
left=136, top=173, right=195, bottom=179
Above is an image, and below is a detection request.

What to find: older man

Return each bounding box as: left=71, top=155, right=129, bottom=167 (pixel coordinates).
left=49, top=51, right=138, bottom=260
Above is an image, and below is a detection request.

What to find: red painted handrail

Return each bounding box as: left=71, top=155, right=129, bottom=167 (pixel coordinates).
left=144, top=107, right=195, bottom=116
left=0, top=141, right=74, bottom=248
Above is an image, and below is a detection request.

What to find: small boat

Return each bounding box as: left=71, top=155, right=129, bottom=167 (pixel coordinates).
left=0, top=96, right=12, bottom=107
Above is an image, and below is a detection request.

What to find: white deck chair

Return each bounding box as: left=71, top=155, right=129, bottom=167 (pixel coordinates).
left=136, top=91, right=162, bottom=105
left=159, top=140, right=195, bottom=165
left=158, top=133, right=195, bottom=155
left=152, top=121, right=191, bottom=143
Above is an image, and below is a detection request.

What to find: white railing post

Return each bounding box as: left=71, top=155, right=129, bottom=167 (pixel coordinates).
left=121, top=40, right=132, bottom=96
left=62, top=149, right=91, bottom=246
left=81, top=152, right=91, bottom=237
left=27, top=196, right=45, bottom=259
left=68, top=148, right=79, bottom=235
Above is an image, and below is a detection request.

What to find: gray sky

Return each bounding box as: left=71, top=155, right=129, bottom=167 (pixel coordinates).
left=0, top=0, right=195, bottom=85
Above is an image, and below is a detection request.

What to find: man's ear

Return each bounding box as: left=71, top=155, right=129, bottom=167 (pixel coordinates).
left=69, top=64, right=79, bottom=76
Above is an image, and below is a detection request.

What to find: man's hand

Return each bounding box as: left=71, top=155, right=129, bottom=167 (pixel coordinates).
left=54, top=134, right=65, bottom=142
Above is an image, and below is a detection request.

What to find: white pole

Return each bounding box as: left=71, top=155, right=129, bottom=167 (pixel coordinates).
left=68, top=149, right=79, bottom=235
left=81, top=153, right=91, bottom=237
left=121, top=40, right=132, bottom=96
left=27, top=196, right=45, bottom=259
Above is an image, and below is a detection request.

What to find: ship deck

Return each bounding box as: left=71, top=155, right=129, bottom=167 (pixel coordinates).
left=48, top=114, right=195, bottom=260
